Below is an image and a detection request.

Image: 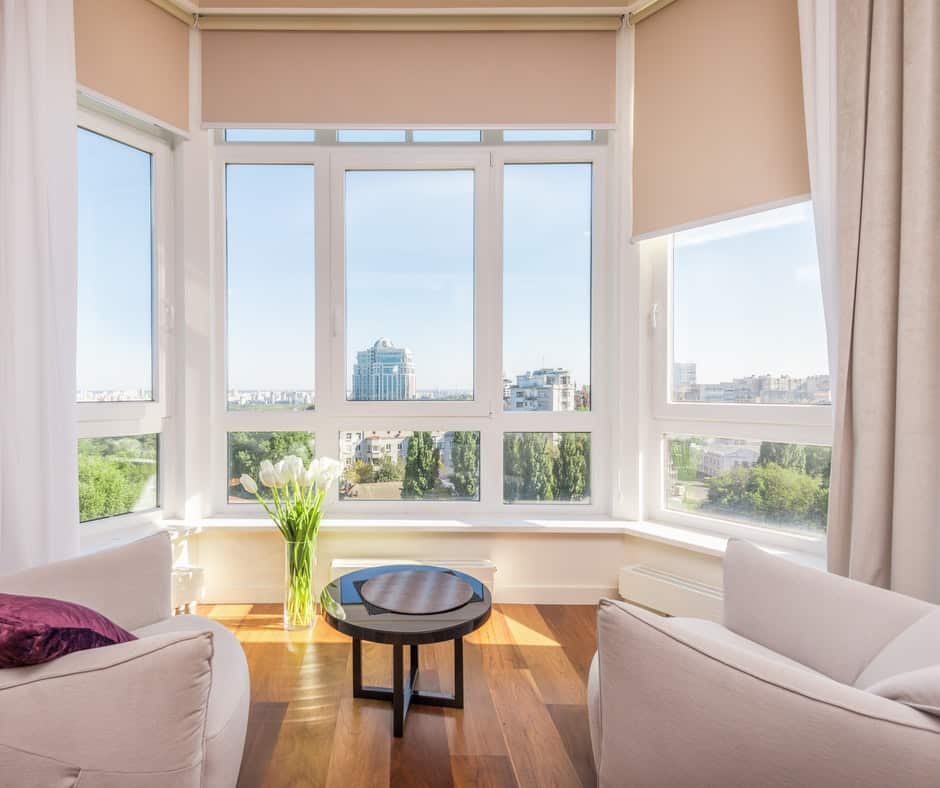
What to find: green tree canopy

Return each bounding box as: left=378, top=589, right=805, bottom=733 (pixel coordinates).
left=451, top=431, right=480, bottom=499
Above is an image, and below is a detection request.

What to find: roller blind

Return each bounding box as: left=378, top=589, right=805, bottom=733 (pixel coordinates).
left=632, top=0, right=810, bottom=238
left=201, top=29, right=617, bottom=126
left=74, top=0, right=190, bottom=133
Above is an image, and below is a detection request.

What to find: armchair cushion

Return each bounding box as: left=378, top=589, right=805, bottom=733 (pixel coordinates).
left=866, top=666, right=940, bottom=716
left=0, top=592, right=136, bottom=668
left=855, top=608, right=940, bottom=689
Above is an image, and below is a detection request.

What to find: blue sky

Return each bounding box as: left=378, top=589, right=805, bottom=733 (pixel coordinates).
left=673, top=201, right=829, bottom=383
left=78, top=140, right=827, bottom=394
left=77, top=128, right=153, bottom=393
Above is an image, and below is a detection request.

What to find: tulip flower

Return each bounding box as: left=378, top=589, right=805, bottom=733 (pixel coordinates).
left=240, top=474, right=258, bottom=495
left=259, top=460, right=277, bottom=488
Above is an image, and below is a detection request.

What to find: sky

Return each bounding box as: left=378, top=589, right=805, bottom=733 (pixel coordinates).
left=77, top=128, right=153, bottom=394
left=673, top=201, right=829, bottom=383
left=77, top=133, right=826, bottom=396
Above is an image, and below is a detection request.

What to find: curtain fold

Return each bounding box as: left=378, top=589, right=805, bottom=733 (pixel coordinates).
left=0, top=0, right=80, bottom=572
left=828, top=0, right=940, bottom=601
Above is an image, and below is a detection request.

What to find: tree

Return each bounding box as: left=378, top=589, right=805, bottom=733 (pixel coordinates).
left=554, top=433, right=589, bottom=500
left=521, top=432, right=555, bottom=501
left=349, top=460, right=374, bottom=485
left=503, top=434, right=523, bottom=501
left=451, top=431, right=480, bottom=499
left=77, top=435, right=157, bottom=522
left=375, top=456, right=404, bottom=482
left=758, top=442, right=807, bottom=473
left=228, top=431, right=314, bottom=499
left=402, top=432, right=437, bottom=499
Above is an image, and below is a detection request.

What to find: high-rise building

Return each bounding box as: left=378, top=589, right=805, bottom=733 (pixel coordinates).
left=351, top=338, right=416, bottom=400
left=674, top=362, right=697, bottom=387
left=506, top=368, right=575, bottom=411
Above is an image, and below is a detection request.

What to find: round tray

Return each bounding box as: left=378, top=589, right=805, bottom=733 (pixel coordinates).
left=360, top=569, right=474, bottom=615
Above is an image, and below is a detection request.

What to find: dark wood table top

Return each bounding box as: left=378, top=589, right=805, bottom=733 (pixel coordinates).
left=321, top=564, right=492, bottom=645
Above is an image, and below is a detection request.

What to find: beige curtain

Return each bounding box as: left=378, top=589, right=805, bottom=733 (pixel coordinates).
left=828, top=0, right=940, bottom=601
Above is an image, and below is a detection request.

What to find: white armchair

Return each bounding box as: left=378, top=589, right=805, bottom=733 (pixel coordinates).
left=589, top=540, right=940, bottom=787
left=0, top=532, right=249, bottom=788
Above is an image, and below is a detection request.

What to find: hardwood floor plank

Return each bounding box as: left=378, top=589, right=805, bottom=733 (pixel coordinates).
left=443, top=641, right=510, bottom=757
left=467, top=606, right=526, bottom=672
left=451, top=755, right=518, bottom=788
left=547, top=704, right=597, bottom=788
left=391, top=707, right=455, bottom=788
left=236, top=702, right=287, bottom=788
left=537, top=605, right=598, bottom=682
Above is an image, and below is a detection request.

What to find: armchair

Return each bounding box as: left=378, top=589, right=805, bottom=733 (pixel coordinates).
left=589, top=540, right=940, bottom=787
left=0, top=532, right=249, bottom=788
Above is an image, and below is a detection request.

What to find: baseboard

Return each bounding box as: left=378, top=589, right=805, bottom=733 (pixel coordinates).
left=203, top=584, right=282, bottom=604
left=495, top=584, right=618, bottom=604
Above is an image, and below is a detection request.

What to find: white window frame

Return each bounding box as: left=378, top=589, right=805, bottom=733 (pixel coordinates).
left=76, top=108, right=174, bottom=531
left=212, top=137, right=610, bottom=517
left=642, top=207, right=834, bottom=555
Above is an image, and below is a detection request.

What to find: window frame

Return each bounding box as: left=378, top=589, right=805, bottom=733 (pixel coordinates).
left=643, top=209, right=833, bottom=554
left=212, top=137, right=610, bottom=517
left=76, top=108, right=174, bottom=530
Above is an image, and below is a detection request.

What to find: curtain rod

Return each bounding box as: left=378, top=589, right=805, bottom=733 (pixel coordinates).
left=627, top=0, right=678, bottom=25
left=196, top=13, right=623, bottom=31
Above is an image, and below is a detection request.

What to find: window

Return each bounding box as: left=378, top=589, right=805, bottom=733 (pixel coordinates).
left=78, top=435, right=159, bottom=522
left=672, top=202, right=829, bottom=405
left=228, top=432, right=316, bottom=503
left=225, top=129, right=316, bottom=142
left=413, top=130, right=482, bottom=143
left=345, top=169, right=474, bottom=401
left=337, top=129, right=406, bottom=143
left=77, top=110, right=170, bottom=529
left=77, top=127, right=153, bottom=402
left=503, top=130, right=594, bottom=142
left=226, top=164, right=316, bottom=410
left=503, top=433, right=591, bottom=504
left=503, top=163, right=592, bottom=411
left=665, top=436, right=830, bottom=534
left=339, top=430, right=480, bottom=501
left=649, top=201, right=832, bottom=546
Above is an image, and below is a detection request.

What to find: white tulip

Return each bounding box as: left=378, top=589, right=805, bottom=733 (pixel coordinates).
left=274, top=460, right=290, bottom=487
left=316, top=458, right=343, bottom=490
left=240, top=475, right=258, bottom=495
left=259, top=460, right=277, bottom=488
left=286, top=455, right=305, bottom=483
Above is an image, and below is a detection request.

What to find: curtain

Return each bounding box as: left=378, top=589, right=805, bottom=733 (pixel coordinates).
left=797, top=0, right=839, bottom=402
left=827, top=0, right=940, bottom=601
left=0, top=0, right=80, bottom=572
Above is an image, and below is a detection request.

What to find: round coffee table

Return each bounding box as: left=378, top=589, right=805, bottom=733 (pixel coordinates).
left=321, top=564, right=492, bottom=737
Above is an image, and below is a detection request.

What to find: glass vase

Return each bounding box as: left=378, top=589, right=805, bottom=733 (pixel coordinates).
left=283, top=539, right=316, bottom=630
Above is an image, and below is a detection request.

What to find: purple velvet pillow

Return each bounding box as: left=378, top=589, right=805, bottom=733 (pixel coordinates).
left=0, top=593, right=137, bottom=668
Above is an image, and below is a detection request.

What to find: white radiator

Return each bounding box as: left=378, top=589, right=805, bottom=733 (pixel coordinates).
left=331, top=558, right=497, bottom=596
left=619, top=564, right=722, bottom=621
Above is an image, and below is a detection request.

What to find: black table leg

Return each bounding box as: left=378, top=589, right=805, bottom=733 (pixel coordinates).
left=393, top=644, right=404, bottom=737
left=352, top=637, right=363, bottom=697
left=453, top=637, right=464, bottom=709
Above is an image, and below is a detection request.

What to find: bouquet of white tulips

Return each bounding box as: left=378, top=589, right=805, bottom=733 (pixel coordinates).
left=240, top=455, right=343, bottom=629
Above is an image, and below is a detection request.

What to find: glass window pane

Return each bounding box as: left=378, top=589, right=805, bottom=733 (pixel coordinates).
left=413, top=130, right=482, bottom=143
left=345, top=170, right=474, bottom=401
left=228, top=431, right=316, bottom=503
left=226, top=165, right=315, bottom=410
left=225, top=129, right=316, bottom=142
left=79, top=435, right=158, bottom=522
left=503, top=432, right=591, bottom=504
left=664, top=435, right=831, bottom=534
left=77, top=128, right=153, bottom=402
left=337, top=129, right=406, bottom=143
left=503, top=130, right=593, bottom=142
left=672, top=202, right=830, bottom=404
left=503, top=163, right=591, bottom=411
left=339, top=430, right=480, bottom=501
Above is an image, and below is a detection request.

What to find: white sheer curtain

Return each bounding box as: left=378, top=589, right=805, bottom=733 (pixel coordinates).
left=0, top=0, right=80, bottom=572
left=798, top=0, right=839, bottom=405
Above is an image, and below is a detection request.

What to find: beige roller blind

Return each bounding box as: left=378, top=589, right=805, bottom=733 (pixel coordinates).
left=201, top=29, right=617, bottom=126
left=632, top=0, right=810, bottom=238
left=74, top=0, right=190, bottom=133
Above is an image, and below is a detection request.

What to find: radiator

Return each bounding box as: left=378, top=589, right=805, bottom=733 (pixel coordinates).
left=619, top=564, right=722, bottom=621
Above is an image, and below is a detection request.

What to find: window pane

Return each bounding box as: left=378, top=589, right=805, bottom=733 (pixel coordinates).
left=504, top=164, right=591, bottom=411
left=226, top=165, right=315, bottom=410
left=339, top=430, right=480, bottom=501
left=673, top=202, right=830, bottom=404
left=346, top=170, right=474, bottom=400
left=503, top=432, right=591, bottom=504
left=79, top=435, right=158, bottom=522
left=228, top=431, right=316, bottom=503
left=503, top=130, right=593, bottom=142
left=337, top=129, right=406, bottom=143
left=77, top=128, right=153, bottom=401
left=664, top=435, right=831, bottom=534
left=225, top=129, right=316, bottom=142
left=413, top=130, right=482, bottom=143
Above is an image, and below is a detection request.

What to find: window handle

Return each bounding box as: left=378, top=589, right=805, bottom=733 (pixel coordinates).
left=650, top=303, right=660, bottom=330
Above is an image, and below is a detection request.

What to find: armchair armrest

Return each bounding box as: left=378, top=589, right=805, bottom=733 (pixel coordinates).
left=0, top=630, right=214, bottom=787
left=596, top=599, right=940, bottom=788
left=0, top=531, right=172, bottom=631
left=722, top=540, right=931, bottom=683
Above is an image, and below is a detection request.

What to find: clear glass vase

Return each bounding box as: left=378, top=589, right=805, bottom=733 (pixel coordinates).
left=283, top=539, right=316, bottom=630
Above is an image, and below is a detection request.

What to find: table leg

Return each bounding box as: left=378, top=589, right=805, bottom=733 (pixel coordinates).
left=352, top=637, right=363, bottom=698
left=393, top=644, right=405, bottom=737
left=453, top=637, right=464, bottom=709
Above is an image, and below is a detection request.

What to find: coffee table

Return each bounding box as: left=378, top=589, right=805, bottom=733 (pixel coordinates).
left=320, top=564, right=492, bottom=737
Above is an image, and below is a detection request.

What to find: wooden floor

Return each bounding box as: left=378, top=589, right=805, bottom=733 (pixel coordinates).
left=208, top=603, right=598, bottom=788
